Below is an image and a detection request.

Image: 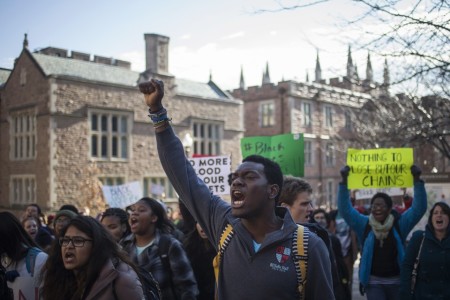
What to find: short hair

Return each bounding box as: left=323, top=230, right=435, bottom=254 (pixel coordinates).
left=313, top=208, right=330, bottom=225
left=370, top=192, right=393, bottom=209
left=278, top=175, right=312, bottom=206
left=27, top=203, right=42, bottom=216
left=242, top=155, right=284, bottom=202
left=428, top=202, right=450, bottom=231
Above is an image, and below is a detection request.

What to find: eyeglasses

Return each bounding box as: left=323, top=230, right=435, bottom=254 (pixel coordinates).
left=59, top=236, right=93, bottom=247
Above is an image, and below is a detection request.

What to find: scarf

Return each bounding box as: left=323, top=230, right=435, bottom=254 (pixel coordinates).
left=369, top=213, right=394, bottom=247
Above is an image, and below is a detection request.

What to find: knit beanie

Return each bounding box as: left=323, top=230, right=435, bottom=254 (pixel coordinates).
left=55, top=209, right=77, bottom=222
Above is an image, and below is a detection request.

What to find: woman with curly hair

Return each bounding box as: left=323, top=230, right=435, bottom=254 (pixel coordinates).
left=100, top=207, right=131, bottom=243
left=121, top=197, right=198, bottom=300
left=41, top=215, right=144, bottom=300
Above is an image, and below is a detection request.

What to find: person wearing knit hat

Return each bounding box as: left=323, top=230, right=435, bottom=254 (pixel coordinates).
left=54, top=209, right=77, bottom=238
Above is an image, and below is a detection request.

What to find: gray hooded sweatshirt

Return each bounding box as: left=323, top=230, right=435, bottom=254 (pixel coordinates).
left=156, top=126, right=334, bottom=300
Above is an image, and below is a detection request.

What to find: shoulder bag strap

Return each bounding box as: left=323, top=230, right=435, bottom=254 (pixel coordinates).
left=410, top=232, right=425, bottom=294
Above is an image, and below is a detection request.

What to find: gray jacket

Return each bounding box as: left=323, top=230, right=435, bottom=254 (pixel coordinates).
left=156, top=126, right=334, bottom=300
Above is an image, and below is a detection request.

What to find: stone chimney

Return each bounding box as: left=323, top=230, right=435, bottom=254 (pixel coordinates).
left=144, top=33, right=170, bottom=74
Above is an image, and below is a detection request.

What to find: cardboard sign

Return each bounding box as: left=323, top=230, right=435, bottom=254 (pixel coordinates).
left=241, top=133, right=304, bottom=176
left=102, top=181, right=142, bottom=208
left=347, top=148, right=414, bottom=189
left=189, top=155, right=231, bottom=195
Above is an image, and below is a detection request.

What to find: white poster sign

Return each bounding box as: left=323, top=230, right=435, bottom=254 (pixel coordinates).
left=8, top=277, right=39, bottom=300
left=102, top=181, right=142, bottom=208
left=189, top=155, right=231, bottom=195
left=355, top=187, right=404, bottom=200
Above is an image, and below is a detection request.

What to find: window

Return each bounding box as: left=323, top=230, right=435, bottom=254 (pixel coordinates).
left=260, top=101, right=275, bottom=127
left=10, top=175, right=36, bottom=204
left=344, top=111, right=352, bottom=130
left=325, top=143, right=335, bottom=166
left=193, top=121, right=222, bottom=155
left=304, top=140, right=313, bottom=166
left=324, top=106, right=333, bottom=127
left=98, top=177, right=124, bottom=186
left=89, top=110, right=132, bottom=160
left=10, top=111, right=36, bottom=160
left=143, top=177, right=176, bottom=199
left=302, top=102, right=312, bottom=127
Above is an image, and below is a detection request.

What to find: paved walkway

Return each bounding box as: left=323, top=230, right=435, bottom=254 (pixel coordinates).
left=351, top=256, right=365, bottom=300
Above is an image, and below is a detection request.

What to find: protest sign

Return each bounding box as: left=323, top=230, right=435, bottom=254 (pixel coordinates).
left=241, top=133, right=304, bottom=176
left=355, top=188, right=404, bottom=200
left=102, top=181, right=142, bottom=208
left=189, top=155, right=231, bottom=195
left=347, top=148, right=414, bottom=189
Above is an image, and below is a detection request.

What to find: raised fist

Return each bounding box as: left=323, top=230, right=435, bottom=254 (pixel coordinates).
left=139, top=79, right=165, bottom=112
left=340, top=165, right=350, bottom=185
left=410, top=165, right=422, bottom=182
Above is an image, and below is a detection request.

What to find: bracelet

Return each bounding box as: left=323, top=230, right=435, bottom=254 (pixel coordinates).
left=150, top=112, right=168, bottom=123
left=153, top=118, right=172, bottom=129
left=148, top=107, right=166, bottom=117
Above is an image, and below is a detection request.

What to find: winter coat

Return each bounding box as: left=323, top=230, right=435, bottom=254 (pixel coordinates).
left=400, top=226, right=450, bottom=300
left=83, top=259, right=144, bottom=300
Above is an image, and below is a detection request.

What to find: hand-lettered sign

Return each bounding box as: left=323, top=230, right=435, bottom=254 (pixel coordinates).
left=241, top=133, right=304, bottom=177
left=188, top=155, right=231, bottom=195
left=347, top=148, right=414, bottom=189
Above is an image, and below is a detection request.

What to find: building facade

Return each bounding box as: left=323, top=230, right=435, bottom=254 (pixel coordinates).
left=0, top=33, right=244, bottom=215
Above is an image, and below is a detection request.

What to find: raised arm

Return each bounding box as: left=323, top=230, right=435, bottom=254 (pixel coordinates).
left=337, top=166, right=368, bottom=239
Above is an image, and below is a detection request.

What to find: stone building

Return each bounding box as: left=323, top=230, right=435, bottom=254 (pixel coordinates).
left=0, top=33, right=243, bottom=215
left=231, top=49, right=441, bottom=209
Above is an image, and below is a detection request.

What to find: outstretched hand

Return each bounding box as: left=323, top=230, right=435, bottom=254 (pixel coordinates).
left=410, top=165, right=422, bottom=182
left=139, top=79, right=165, bottom=112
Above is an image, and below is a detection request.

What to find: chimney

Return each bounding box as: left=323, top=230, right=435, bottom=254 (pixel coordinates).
left=144, top=33, right=170, bottom=74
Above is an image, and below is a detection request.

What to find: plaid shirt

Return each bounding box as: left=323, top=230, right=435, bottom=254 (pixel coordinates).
left=121, top=230, right=198, bottom=300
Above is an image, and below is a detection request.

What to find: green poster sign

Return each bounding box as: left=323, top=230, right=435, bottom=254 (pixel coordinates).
left=241, top=133, right=304, bottom=177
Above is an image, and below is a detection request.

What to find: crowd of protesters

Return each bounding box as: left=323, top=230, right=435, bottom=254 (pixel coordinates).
left=1, top=78, right=449, bottom=300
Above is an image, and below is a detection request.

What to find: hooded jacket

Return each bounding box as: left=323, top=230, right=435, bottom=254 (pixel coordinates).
left=83, top=259, right=144, bottom=300
left=156, top=127, right=334, bottom=300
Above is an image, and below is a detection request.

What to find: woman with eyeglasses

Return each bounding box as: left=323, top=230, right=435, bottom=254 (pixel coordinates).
left=0, top=212, right=48, bottom=299
left=338, top=165, right=427, bottom=300
left=41, top=215, right=144, bottom=300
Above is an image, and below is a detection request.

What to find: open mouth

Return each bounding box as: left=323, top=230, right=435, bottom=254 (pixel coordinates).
left=130, top=217, right=138, bottom=230
left=436, top=220, right=444, bottom=225
left=231, top=190, right=245, bottom=208
left=64, top=252, right=76, bottom=263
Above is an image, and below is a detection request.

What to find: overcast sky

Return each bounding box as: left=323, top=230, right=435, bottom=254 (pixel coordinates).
left=1, top=0, right=391, bottom=90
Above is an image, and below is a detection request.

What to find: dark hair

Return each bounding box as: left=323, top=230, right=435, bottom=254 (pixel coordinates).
left=428, top=202, right=450, bottom=232
left=59, top=204, right=79, bottom=214
left=370, top=192, right=393, bottom=209
left=242, top=155, right=284, bottom=202
left=278, top=175, right=313, bottom=206
left=26, top=203, right=42, bottom=216
left=41, top=216, right=135, bottom=299
left=138, top=197, right=175, bottom=234
left=101, top=207, right=131, bottom=238
left=0, top=212, right=40, bottom=263
left=312, top=209, right=330, bottom=225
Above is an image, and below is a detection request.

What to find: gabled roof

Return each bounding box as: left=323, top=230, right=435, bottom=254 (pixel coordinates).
left=0, top=68, right=11, bottom=87
left=32, top=52, right=139, bottom=87
left=30, top=52, right=234, bottom=101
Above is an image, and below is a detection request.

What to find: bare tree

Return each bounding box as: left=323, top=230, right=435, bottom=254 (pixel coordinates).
left=257, top=0, right=450, bottom=160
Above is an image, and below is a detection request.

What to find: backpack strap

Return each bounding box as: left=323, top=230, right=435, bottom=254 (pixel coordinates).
left=25, top=247, right=41, bottom=276
left=293, top=225, right=309, bottom=300
left=213, top=224, right=234, bottom=287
